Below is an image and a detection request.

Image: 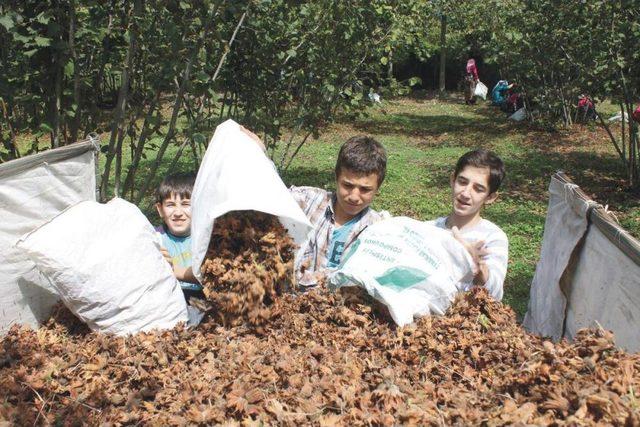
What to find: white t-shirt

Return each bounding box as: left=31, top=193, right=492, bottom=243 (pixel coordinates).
left=426, top=217, right=508, bottom=301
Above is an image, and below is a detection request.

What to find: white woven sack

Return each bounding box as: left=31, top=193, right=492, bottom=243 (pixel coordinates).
left=329, top=217, right=474, bottom=326
left=190, top=119, right=312, bottom=282
left=509, top=107, right=526, bottom=121
left=474, top=81, right=488, bottom=100
left=15, top=198, right=188, bottom=335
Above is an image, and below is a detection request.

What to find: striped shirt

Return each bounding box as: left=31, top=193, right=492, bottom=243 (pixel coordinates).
left=290, top=186, right=388, bottom=288
left=426, top=217, right=508, bottom=301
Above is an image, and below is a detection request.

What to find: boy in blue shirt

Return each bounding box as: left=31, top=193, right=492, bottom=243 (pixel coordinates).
left=155, top=172, right=202, bottom=302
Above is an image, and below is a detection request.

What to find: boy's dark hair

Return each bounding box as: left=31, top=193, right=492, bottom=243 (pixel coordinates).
left=454, top=149, right=505, bottom=194
left=334, top=135, right=387, bottom=186
left=155, top=172, right=196, bottom=203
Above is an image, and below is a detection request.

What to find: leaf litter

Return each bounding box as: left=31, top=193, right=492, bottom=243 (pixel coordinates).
left=1, top=211, right=639, bottom=426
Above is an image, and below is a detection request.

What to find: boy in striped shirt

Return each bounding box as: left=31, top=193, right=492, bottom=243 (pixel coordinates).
left=239, top=128, right=389, bottom=289
left=289, top=136, right=389, bottom=288
left=427, top=149, right=508, bottom=300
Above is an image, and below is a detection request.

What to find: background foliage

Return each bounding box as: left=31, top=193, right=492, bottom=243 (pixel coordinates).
left=1, top=0, right=639, bottom=190
left=0, top=0, right=431, bottom=201
left=485, top=0, right=640, bottom=187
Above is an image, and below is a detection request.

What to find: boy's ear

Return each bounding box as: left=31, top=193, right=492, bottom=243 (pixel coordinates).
left=449, top=173, right=456, bottom=187
left=485, top=191, right=499, bottom=205
left=155, top=202, right=163, bottom=218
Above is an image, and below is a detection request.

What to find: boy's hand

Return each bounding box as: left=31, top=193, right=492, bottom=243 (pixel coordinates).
left=160, top=247, right=173, bottom=266
left=451, top=226, right=489, bottom=284
left=173, top=265, right=198, bottom=284
left=473, top=260, right=490, bottom=287
left=240, top=125, right=266, bottom=152
left=160, top=247, right=199, bottom=284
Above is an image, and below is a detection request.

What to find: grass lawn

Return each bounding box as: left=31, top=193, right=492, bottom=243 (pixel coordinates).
left=281, top=92, right=639, bottom=319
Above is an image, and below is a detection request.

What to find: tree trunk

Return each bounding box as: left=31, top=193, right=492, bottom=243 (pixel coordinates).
left=620, top=103, right=627, bottom=165
left=122, top=92, right=161, bottom=197
left=438, top=14, right=446, bottom=95
left=559, top=86, right=571, bottom=126
left=89, top=5, right=115, bottom=131
left=133, top=48, right=200, bottom=205
left=134, top=3, right=249, bottom=205
left=142, top=138, right=190, bottom=214
left=51, top=49, right=63, bottom=148
left=99, top=0, right=141, bottom=200
left=597, top=112, right=626, bottom=166
left=627, top=101, right=638, bottom=187
left=0, top=100, right=20, bottom=159
left=113, top=121, right=128, bottom=197
left=68, top=0, right=81, bottom=143
left=620, top=70, right=638, bottom=188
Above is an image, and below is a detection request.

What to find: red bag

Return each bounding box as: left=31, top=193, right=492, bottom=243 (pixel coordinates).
left=466, top=59, right=476, bottom=74
left=578, top=96, right=593, bottom=109
left=633, top=104, right=640, bottom=123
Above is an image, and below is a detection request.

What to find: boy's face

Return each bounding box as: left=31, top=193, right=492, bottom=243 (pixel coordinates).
left=335, top=168, right=380, bottom=221
left=450, top=166, right=498, bottom=220
left=156, top=193, right=191, bottom=237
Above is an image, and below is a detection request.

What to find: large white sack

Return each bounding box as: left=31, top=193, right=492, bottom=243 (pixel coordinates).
left=15, top=198, right=188, bottom=335
left=329, top=217, right=475, bottom=326
left=0, top=141, right=97, bottom=334
left=474, top=81, right=488, bottom=100
left=191, top=119, right=312, bottom=282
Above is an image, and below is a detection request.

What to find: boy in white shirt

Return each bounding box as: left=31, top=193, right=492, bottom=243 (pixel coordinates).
left=426, top=149, right=508, bottom=300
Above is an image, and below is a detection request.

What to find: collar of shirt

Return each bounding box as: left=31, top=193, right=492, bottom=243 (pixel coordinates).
left=324, top=193, right=369, bottom=226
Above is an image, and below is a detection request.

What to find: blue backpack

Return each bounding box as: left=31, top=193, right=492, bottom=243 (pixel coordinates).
left=491, top=80, right=509, bottom=106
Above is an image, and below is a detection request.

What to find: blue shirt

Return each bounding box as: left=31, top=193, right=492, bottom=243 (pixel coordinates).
left=156, top=226, right=202, bottom=291
left=326, top=215, right=360, bottom=268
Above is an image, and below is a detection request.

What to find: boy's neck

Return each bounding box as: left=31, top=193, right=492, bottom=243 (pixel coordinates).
left=447, top=212, right=482, bottom=231
left=163, top=225, right=189, bottom=238
left=334, top=203, right=355, bottom=227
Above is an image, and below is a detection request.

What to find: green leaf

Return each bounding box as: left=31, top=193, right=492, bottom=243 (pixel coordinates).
left=24, top=49, right=39, bottom=58
left=380, top=56, right=388, bottom=65
left=12, top=33, right=30, bottom=44
left=194, top=71, right=209, bottom=82
left=0, top=14, right=14, bottom=31
left=408, top=77, right=422, bottom=86
left=64, top=62, right=75, bottom=77
left=192, top=133, right=206, bottom=145
left=34, top=36, right=51, bottom=47
left=39, top=123, right=53, bottom=134
left=477, top=314, right=491, bottom=331
left=35, top=12, right=50, bottom=25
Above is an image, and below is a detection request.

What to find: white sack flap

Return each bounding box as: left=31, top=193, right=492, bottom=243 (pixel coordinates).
left=190, top=119, right=312, bottom=281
